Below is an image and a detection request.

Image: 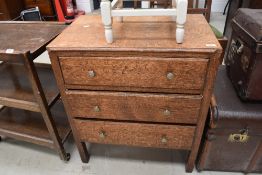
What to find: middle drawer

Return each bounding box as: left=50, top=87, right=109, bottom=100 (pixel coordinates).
left=66, top=91, right=202, bottom=124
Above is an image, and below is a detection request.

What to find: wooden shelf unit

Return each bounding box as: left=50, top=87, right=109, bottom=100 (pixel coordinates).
left=0, top=22, right=70, bottom=161
left=0, top=100, right=71, bottom=149
left=0, top=62, right=71, bottom=160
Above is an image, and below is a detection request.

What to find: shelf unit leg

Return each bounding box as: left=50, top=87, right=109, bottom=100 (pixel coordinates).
left=23, top=52, right=69, bottom=161
left=60, top=152, right=71, bottom=162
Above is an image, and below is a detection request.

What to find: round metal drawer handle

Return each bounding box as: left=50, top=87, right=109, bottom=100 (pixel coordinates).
left=88, top=70, right=96, bottom=78
left=99, top=130, right=106, bottom=139
left=163, top=109, right=171, bottom=116
left=93, top=106, right=100, bottom=112
left=161, top=136, right=168, bottom=143
left=166, top=72, right=174, bottom=80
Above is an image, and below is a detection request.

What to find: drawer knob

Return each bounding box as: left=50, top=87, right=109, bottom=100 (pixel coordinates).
left=94, top=106, right=100, bottom=112
left=166, top=72, right=174, bottom=80
left=163, top=109, right=171, bottom=116
left=99, top=130, right=106, bottom=139
left=161, top=136, right=168, bottom=143
left=88, top=70, right=96, bottom=78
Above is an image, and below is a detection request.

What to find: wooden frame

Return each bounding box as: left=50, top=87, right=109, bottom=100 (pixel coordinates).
left=0, top=22, right=71, bottom=161
left=187, top=0, right=212, bottom=22
left=125, top=0, right=212, bottom=22
left=100, top=0, right=188, bottom=44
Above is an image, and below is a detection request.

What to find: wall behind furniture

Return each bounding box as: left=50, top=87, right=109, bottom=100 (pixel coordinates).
left=76, top=0, right=94, bottom=13
left=198, top=0, right=228, bottom=12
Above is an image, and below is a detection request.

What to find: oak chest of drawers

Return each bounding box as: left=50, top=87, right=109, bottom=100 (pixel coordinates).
left=47, top=15, right=222, bottom=172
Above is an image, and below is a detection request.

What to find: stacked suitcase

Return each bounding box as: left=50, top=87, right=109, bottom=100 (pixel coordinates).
left=197, top=9, right=262, bottom=173
left=226, top=9, right=262, bottom=101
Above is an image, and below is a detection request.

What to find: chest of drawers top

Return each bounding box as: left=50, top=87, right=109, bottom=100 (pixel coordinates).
left=47, top=15, right=221, bottom=56
left=48, top=15, right=221, bottom=94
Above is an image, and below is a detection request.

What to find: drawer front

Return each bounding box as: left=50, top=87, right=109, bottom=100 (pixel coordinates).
left=60, top=57, right=208, bottom=93
left=74, top=119, right=195, bottom=150
left=66, top=91, right=202, bottom=124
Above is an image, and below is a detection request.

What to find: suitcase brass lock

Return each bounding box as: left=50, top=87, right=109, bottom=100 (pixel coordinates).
left=228, top=130, right=249, bottom=143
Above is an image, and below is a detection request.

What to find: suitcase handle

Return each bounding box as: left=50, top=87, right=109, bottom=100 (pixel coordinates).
left=209, top=94, right=219, bottom=128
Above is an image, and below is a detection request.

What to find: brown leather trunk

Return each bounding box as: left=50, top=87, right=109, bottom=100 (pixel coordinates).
left=223, top=0, right=262, bottom=39
left=197, top=65, right=262, bottom=173
left=225, top=9, right=262, bottom=101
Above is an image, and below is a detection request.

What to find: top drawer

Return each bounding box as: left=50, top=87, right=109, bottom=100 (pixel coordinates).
left=59, top=57, right=208, bottom=93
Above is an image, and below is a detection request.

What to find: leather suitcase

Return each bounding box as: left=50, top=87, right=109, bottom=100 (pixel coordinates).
left=225, top=8, right=262, bottom=101
left=223, top=0, right=262, bottom=39
left=197, top=65, right=262, bottom=173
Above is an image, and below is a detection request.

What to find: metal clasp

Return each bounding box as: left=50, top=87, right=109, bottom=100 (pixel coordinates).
left=228, top=129, right=249, bottom=143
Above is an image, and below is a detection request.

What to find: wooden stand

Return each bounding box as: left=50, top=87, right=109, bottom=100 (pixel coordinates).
left=0, top=22, right=71, bottom=161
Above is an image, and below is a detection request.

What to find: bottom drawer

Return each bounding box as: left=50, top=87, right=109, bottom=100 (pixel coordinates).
left=74, top=119, right=195, bottom=150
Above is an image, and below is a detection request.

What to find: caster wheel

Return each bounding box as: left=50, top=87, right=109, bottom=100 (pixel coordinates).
left=64, top=153, right=70, bottom=162
left=196, top=166, right=202, bottom=173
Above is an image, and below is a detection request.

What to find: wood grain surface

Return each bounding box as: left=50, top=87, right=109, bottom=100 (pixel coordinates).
left=60, top=57, right=208, bottom=92
left=0, top=22, right=65, bottom=55
left=74, top=119, right=195, bottom=150
left=0, top=100, right=70, bottom=148
left=47, top=15, right=221, bottom=52
left=66, top=91, right=202, bottom=124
